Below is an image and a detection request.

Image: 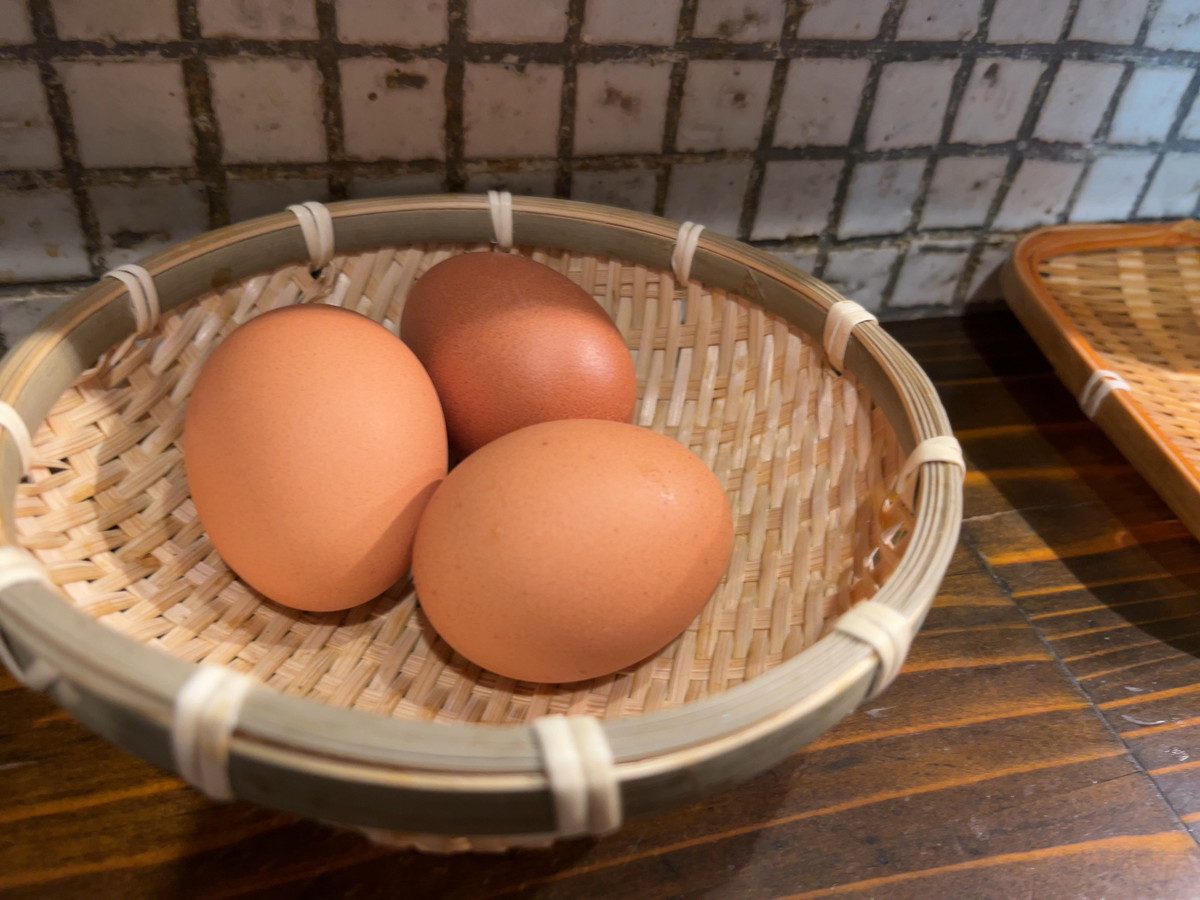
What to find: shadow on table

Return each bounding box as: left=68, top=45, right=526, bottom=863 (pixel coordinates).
left=958, top=306, right=1200, bottom=664
left=161, top=761, right=787, bottom=899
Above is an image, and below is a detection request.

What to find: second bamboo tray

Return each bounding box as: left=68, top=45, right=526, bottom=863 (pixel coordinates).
left=1003, top=220, right=1200, bottom=539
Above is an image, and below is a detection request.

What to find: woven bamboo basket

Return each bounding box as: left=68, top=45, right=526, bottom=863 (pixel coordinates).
left=0, top=194, right=962, bottom=850
left=1003, top=219, right=1200, bottom=541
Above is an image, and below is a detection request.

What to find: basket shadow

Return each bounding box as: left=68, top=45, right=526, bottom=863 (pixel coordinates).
left=954, top=307, right=1200, bottom=664
left=161, top=755, right=789, bottom=897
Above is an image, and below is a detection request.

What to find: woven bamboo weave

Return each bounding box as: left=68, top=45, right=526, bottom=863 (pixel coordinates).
left=1005, top=220, right=1200, bottom=539
left=12, top=243, right=911, bottom=726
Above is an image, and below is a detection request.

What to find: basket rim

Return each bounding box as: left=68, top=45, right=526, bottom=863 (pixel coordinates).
left=1003, top=218, right=1200, bottom=537
left=0, top=194, right=963, bottom=833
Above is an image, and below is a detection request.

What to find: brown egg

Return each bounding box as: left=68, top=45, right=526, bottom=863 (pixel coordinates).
left=184, top=304, right=447, bottom=612
left=412, top=419, right=734, bottom=683
left=400, top=252, right=637, bottom=457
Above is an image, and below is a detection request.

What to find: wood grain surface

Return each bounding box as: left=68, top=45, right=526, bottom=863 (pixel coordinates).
left=3, top=309, right=1199, bottom=899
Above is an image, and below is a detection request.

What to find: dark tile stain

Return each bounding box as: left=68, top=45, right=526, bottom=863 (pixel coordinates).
left=385, top=70, right=428, bottom=89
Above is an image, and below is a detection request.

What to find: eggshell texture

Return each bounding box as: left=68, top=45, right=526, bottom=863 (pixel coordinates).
left=400, top=252, right=637, bottom=456
left=412, top=419, right=734, bottom=683
left=184, top=304, right=447, bottom=612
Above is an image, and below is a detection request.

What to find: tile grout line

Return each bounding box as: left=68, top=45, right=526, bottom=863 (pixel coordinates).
left=176, top=0, right=228, bottom=228
left=442, top=0, right=467, bottom=192
left=554, top=0, right=587, bottom=199
left=26, top=0, right=103, bottom=275
left=1132, top=64, right=1200, bottom=218
left=2, top=34, right=1197, bottom=68
left=818, top=0, right=908, bottom=296
left=314, top=0, right=348, bottom=201
left=653, top=0, right=698, bottom=218
left=735, top=1, right=802, bottom=243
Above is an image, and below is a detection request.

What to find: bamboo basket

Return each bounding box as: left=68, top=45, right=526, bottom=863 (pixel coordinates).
left=1003, top=220, right=1200, bottom=540
left=0, top=195, right=962, bottom=849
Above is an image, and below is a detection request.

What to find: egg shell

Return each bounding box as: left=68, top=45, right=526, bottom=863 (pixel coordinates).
left=412, top=419, right=734, bottom=683
left=400, top=252, right=638, bottom=457
left=184, top=304, right=447, bottom=612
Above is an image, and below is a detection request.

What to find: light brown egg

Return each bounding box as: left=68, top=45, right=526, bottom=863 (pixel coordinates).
left=412, top=419, right=734, bottom=683
left=184, top=304, right=447, bottom=612
left=400, top=252, right=637, bottom=457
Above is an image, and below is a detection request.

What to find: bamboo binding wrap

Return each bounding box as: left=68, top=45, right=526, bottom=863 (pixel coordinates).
left=0, top=195, right=963, bottom=842
left=1003, top=219, right=1200, bottom=541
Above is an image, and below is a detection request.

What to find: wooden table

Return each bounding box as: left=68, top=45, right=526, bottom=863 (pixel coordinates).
left=3, top=309, right=1199, bottom=898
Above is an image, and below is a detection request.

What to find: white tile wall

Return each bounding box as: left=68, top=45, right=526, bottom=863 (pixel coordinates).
left=227, top=176, right=329, bottom=222
left=571, top=169, right=658, bottom=213
left=464, top=168, right=557, bottom=196
left=993, top=159, right=1084, bottom=230
left=468, top=0, right=568, bottom=43
left=463, top=64, right=563, bottom=158
left=575, top=62, right=672, bottom=155
left=0, top=64, right=60, bottom=170
left=0, top=0, right=32, bottom=43
left=53, top=0, right=179, bottom=41
left=966, top=244, right=1013, bottom=302
left=60, top=61, right=194, bottom=168
left=677, top=60, right=774, bottom=153
left=896, top=0, right=983, bottom=41
left=347, top=173, right=445, bottom=198
left=1034, top=61, right=1125, bottom=143
left=0, top=291, right=81, bottom=344
left=336, top=0, right=447, bottom=45
left=795, top=0, right=890, bottom=40
left=340, top=59, right=446, bottom=161
left=1180, top=94, right=1200, bottom=140
left=209, top=59, right=325, bottom=164
left=839, top=159, right=925, bottom=238
left=822, top=247, right=900, bottom=312
left=1108, top=67, right=1193, bottom=144
left=582, top=0, right=681, bottom=44
left=664, top=161, right=752, bottom=236
left=987, top=0, right=1071, bottom=43
left=1069, top=0, right=1149, bottom=44
left=951, top=59, right=1044, bottom=144
left=774, top=58, right=870, bottom=147
left=91, top=182, right=208, bottom=267
left=693, top=0, right=785, bottom=42
left=197, top=0, right=318, bottom=40
left=751, top=160, right=842, bottom=240
left=1069, top=154, right=1158, bottom=222
left=1137, top=153, right=1200, bottom=218
left=1146, top=0, right=1200, bottom=52
left=866, top=61, right=958, bottom=150
left=891, top=242, right=972, bottom=308
left=0, top=190, right=89, bottom=280
left=770, top=246, right=820, bottom=276
left=921, top=156, right=1007, bottom=229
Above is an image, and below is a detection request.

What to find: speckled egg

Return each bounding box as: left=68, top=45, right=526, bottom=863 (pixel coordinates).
left=400, top=252, right=638, bottom=457
left=184, top=304, right=447, bottom=612
left=412, top=418, right=734, bottom=683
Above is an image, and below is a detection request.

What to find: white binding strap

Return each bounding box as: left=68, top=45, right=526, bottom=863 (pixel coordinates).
left=487, top=190, right=514, bottom=249
left=171, top=665, right=255, bottom=802
left=287, top=201, right=335, bottom=272
left=0, top=401, right=33, bottom=473
left=897, top=435, right=965, bottom=495
left=0, top=546, right=61, bottom=691
left=1079, top=369, right=1130, bottom=419
left=105, top=264, right=160, bottom=334
left=671, top=221, right=704, bottom=284
left=532, top=714, right=622, bottom=837
left=823, top=300, right=877, bottom=373
left=835, top=600, right=911, bottom=698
